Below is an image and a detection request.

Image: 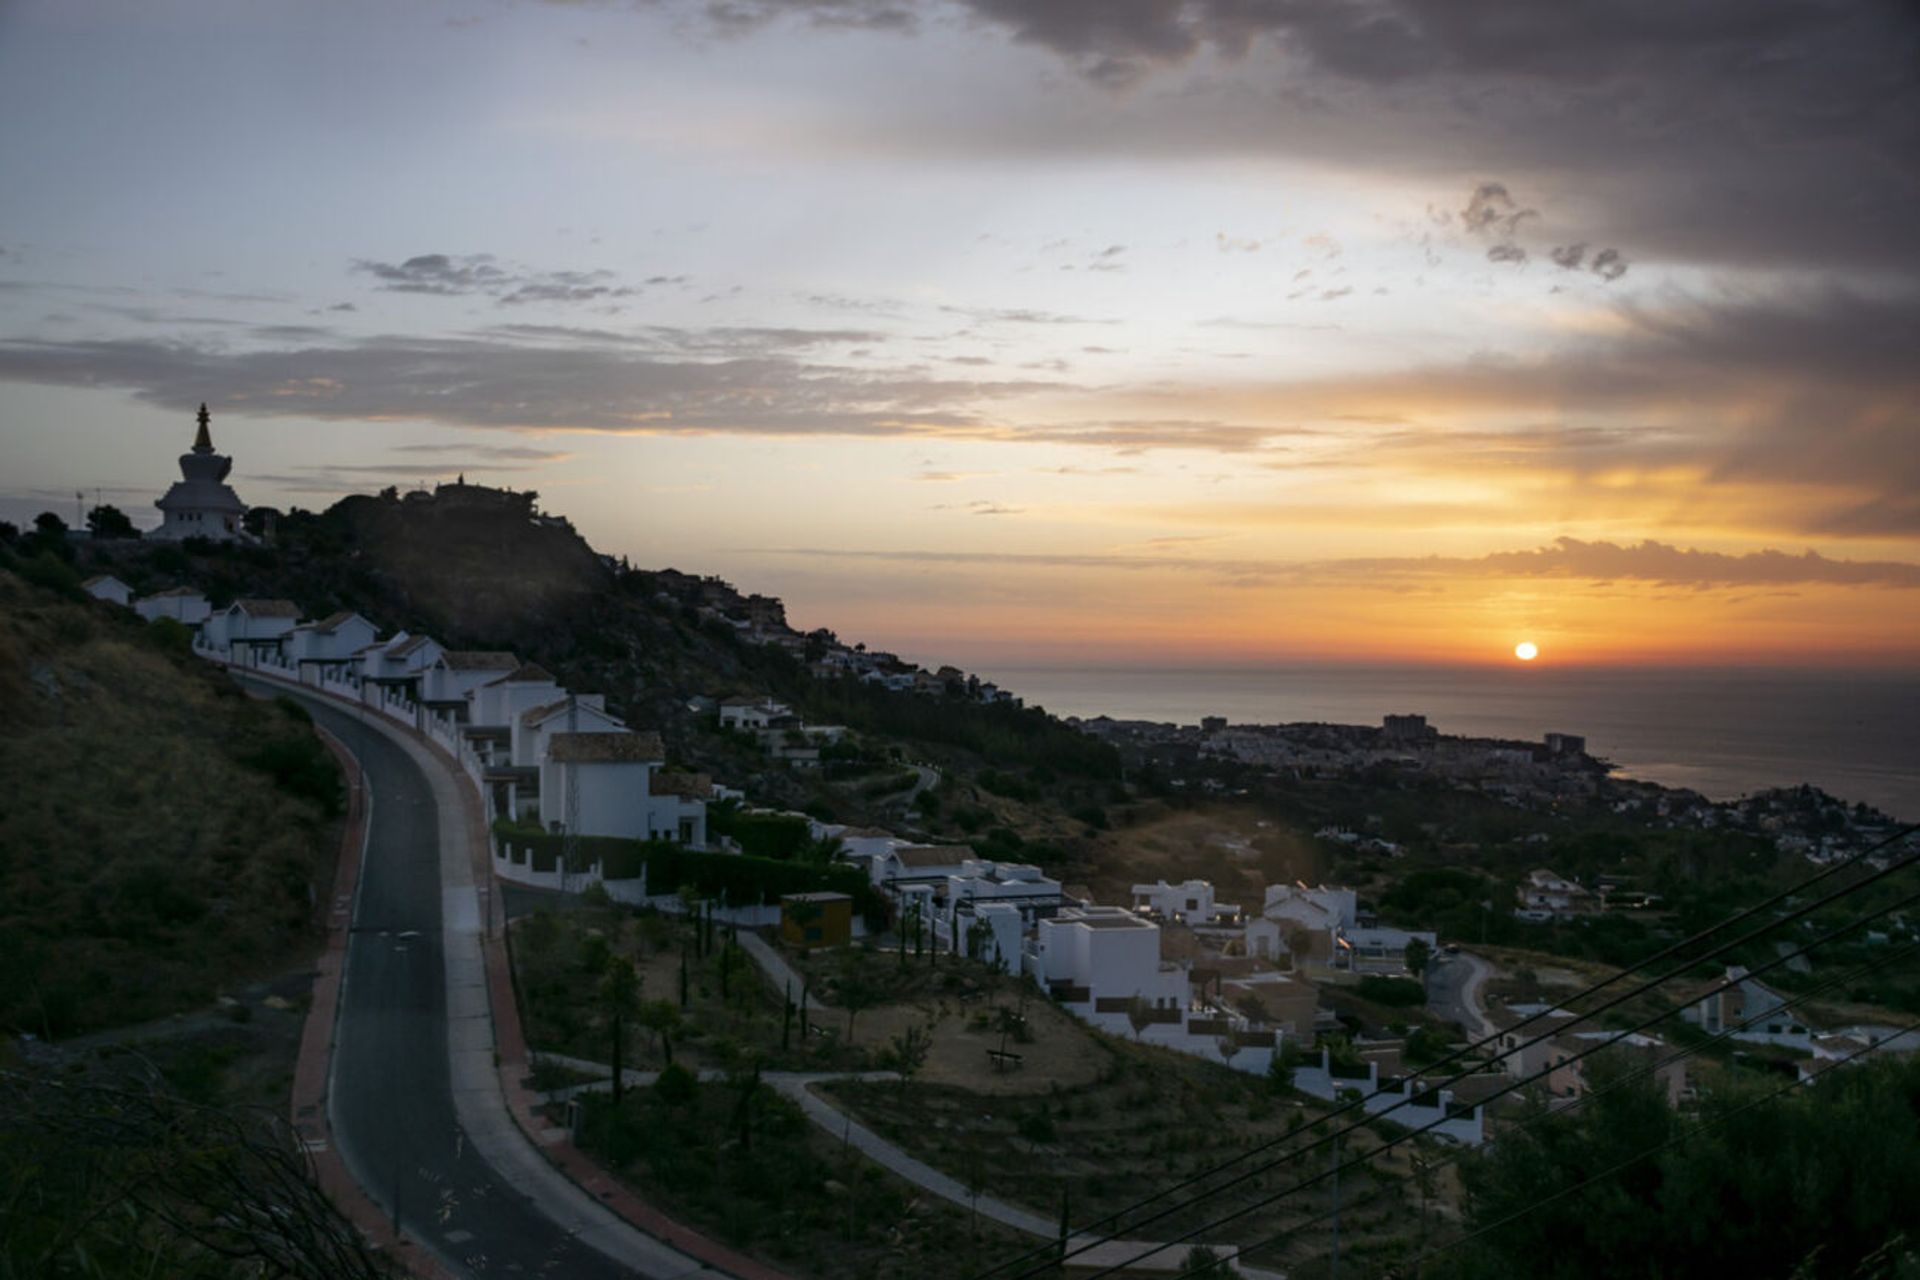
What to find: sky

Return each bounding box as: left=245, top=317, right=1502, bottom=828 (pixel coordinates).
left=1, top=0, right=1917, bottom=671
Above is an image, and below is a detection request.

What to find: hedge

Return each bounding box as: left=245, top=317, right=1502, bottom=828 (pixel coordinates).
left=492, top=820, right=884, bottom=924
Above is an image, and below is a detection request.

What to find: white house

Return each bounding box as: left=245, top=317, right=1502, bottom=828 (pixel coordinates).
left=359, top=633, right=445, bottom=693
left=81, top=574, right=133, bottom=606
left=213, top=599, right=301, bottom=663
left=1034, top=906, right=1190, bottom=1028
left=718, top=695, right=789, bottom=731
left=1686, top=966, right=1812, bottom=1048
left=470, top=663, right=562, bottom=729
left=420, top=650, right=519, bottom=714
left=537, top=730, right=664, bottom=838
left=1338, top=924, right=1437, bottom=972
left=872, top=844, right=977, bottom=893
left=1132, top=879, right=1242, bottom=927
left=514, top=696, right=623, bottom=767
left=1516, top=868, right=1596, bottom=921
left=134, top=586, right=211, bottom=627
left=647, top=770, right=709, bottom=846
left=1247, top=884, right=1357, bottom=963
left=284, top=611, right=379, bottom=672
left=946, top=860, right=1064, bottom=921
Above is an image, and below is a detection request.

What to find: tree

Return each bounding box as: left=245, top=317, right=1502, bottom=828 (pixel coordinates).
left=596, top=957, right=641, bottom=1104
left=32, top=511, right=66, bottom=539
left=1403, top=936, right=1432, bottom=977
left=1216, top=1034, right=1242, bottom=1072
left=1267, top=1043, right=1299, bottom=1095
left=834, top=963, right=882, bottom=1044
left=0, top=1063, right=394, bottom=1279
left=638, top=1000, right=680, bottom=1065
left=85, top=503, right=139, bottom=538
left=1182, top=1245, right=1231, bottom=1279
left=885, top=1022, right=934, bottom=1093
left=1126, top=995, right=1155, bottom=1042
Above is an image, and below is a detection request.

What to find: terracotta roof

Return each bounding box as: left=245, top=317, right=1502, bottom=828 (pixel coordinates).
left=439, top=650, right=520, bottom=671
left=81, top=574, right=127, bottom=589
left=650, top=771, right=712, bottom=798
left=891, top=844, right=972, bottom=868
left=546, top=731, right=664, bottom=763
left=498, top=663, right=556, bottom=685
left=386, top=634, right=435, bottom=658
left=719, top=694, right=774, bottom=708
left=147, top=586, right=204, bottom=599
left=232, top=598, right=300, bottom=618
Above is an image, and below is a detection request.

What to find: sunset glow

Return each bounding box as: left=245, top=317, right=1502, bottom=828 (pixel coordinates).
left=1515, top=642, right=1539, bottom=662
left=0, top=2, right=1915, bottom=672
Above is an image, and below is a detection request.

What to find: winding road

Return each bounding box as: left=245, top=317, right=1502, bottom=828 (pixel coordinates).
left=259, top=684, right=721, bottom=1280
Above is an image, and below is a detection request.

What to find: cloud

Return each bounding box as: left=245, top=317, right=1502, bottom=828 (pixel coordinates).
left=351, top=253, right=648, bottom=306
left=938, top=304, right=1117, bottom=325
left=0, top=331, right=1062, bottom=440
left=756, top=536, right=1920, bottom=590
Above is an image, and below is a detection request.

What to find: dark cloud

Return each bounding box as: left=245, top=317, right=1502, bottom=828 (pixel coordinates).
left=0, top=331, right=1059, bottom=440
left=755, top=0, right=1919, bottom=275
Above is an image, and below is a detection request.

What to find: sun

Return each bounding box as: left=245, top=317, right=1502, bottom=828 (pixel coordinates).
left=1514, top=641, right=1539, bottom=662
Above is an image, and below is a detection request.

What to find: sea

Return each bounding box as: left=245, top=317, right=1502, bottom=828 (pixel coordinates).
left=984, top=665, right=1920, bottom=822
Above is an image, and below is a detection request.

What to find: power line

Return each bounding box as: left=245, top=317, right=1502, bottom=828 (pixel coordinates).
left=1156, top=936, right=1920, bottom=1280
left=1068, top=867, right=1920, bottom=1280
left=1395, top=1019, right=1920, bottom=1278
left=972, top=820, right=1918, bottom=1280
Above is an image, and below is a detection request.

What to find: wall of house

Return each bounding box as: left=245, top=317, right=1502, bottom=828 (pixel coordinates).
left=537, top=758, right=653, bottom=837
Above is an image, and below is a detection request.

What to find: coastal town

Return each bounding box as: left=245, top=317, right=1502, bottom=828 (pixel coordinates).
left=48, top=410, right=1916, bottom=1168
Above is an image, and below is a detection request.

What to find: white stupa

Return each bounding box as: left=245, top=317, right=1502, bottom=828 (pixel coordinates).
left=152, top=404, right=249, bottom=541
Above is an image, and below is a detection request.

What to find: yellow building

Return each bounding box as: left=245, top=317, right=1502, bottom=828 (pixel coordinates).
left=781, top=891, right=853, bottom=949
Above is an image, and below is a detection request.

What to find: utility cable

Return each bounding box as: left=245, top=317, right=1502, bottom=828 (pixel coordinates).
left=1068, top=869, right=1920, bottom=1280
left=1153, top=936, right=1919, bottom=1280
left=972, top=820, right=1917, bottom=1280
left=1390, top=1019, right=1920, bottom=1278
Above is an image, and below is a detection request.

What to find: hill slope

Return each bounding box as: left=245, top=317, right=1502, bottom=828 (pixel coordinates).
left=0, top=566, right=341, bottom=1038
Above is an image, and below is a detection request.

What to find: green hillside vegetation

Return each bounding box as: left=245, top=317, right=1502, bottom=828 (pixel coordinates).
left=0, top=565, right=341, bottom=1039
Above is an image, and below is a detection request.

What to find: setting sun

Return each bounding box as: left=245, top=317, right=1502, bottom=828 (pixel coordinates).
left=1515, top=641, right=1539, bottom=661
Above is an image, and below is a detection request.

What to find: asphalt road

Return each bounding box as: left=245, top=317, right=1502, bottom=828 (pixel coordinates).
left=282, top=690, right=660, bottom=1279
left=1425, top=950, right=1497, bottom=1042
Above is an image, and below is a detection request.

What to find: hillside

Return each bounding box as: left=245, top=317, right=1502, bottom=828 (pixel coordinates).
left=0, top=563, right=342, bottom=1038
left=54, top=485, right=1129, bottom=865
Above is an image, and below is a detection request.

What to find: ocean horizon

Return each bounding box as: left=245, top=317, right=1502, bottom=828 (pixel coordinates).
left=982, top=663, right=1920, bottom=822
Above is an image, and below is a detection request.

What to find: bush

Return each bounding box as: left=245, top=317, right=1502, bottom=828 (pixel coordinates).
left=1355, top=975, right=1427, bottom=1007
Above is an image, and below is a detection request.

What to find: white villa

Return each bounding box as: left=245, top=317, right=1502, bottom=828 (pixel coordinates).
left=719, top=695, right=790, bottom=730
left=1132, top=879, right=1242, bottom=927
left=205, top=599, right=301, bottom=663
left=359, top=633, right=445, bottom=698
left=82, top=574, right=133, bottom=606
left=285, top=611, right=379, bottom=673
left=134, top=586, right=211, bottom=627
left=1685, top=966, right=1812, bottom=1048
left=1035, top=906, right=1190, bottom=1028
left=420, top=650, right=519, bottom=715
left=534, top=729, right=710, bottom=844
left=514, top=696, right=623, bottom=767
left=1515, top=868, right=1597, bottom=921
left=151, top=405, right=249, bottom=542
